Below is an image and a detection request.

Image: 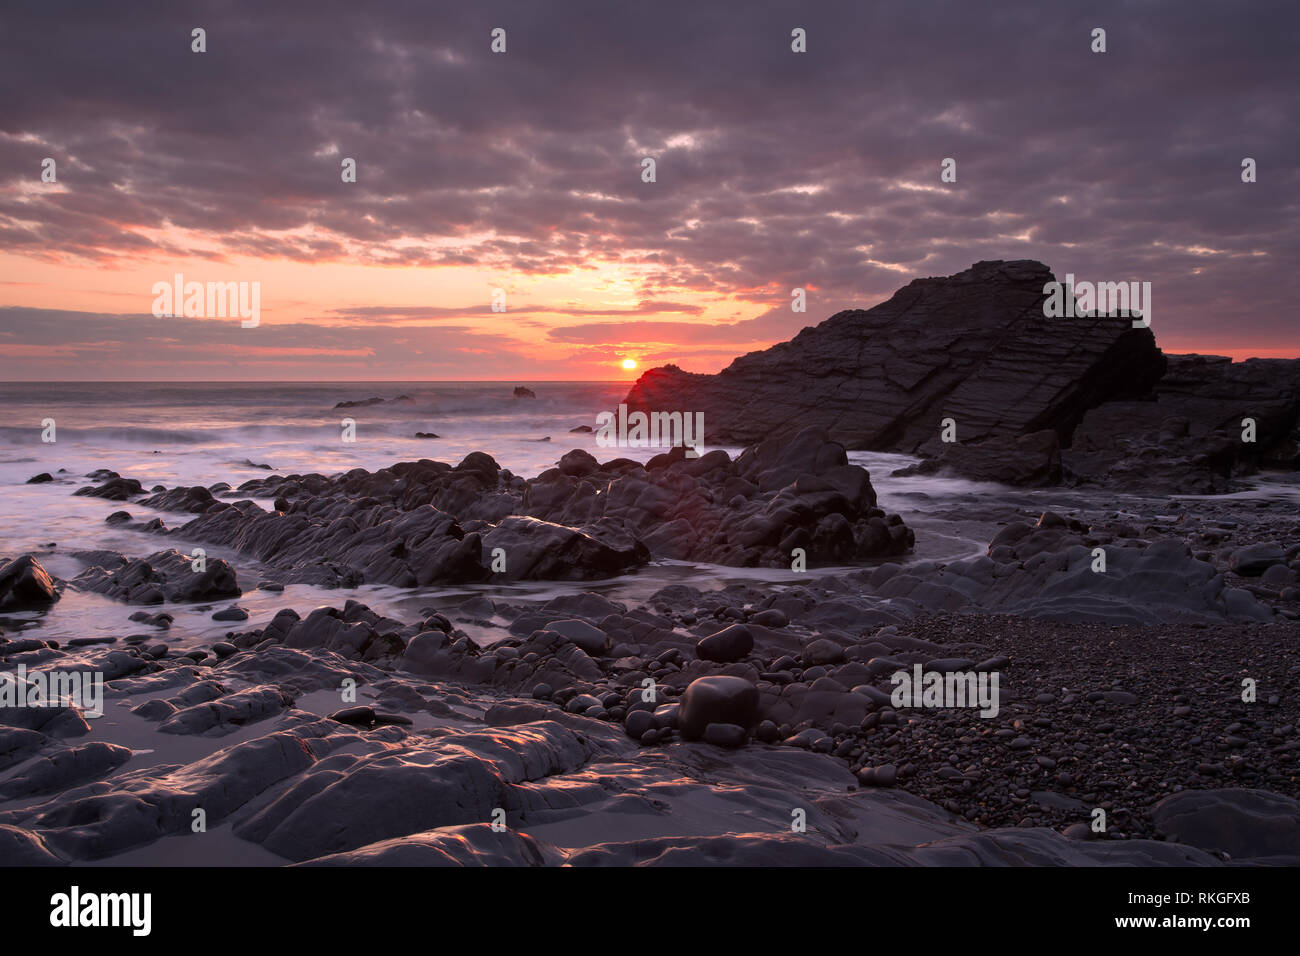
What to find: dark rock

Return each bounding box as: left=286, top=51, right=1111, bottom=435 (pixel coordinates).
left=74, top=476, right=144, bottom=500
left=858, top=764, right=898, bottom=787
left=1230, top=543, right=1285, bottom=577
left=702, top=722, right=748, bottom=748
left=623, top=260, right=1164, bottom=452
left=625, top=709, right=655, bottom=740
left=140, top=486, right=214, bottom=513
left=803, top=638, right=845, bottom=665
left=72, top=549, right=240, bottom=605
left=329, top=705, right=378, bottom=727
left=1067, top=354, right=1300, bottom=493
left=546, top=619, right=611, bottom=656
left=1153, top=789, right=1300, bottom=858
left=678, top=676, right=759, bottom=740
left=899, top=429, right=1062, bottom=486
left=696, top=624, right=754, bottom=663
left=0, top=556, right=60, bottom=611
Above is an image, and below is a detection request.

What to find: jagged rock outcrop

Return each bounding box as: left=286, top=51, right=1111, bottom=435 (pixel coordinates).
left=123, top=429, right=911, bottom=584
left=1065, top=353, right=1300, bottom=492
left=0, top=556, right=61, bottom=611
left=894, top=429, right=1063, bottom=487
left=624, top=260, right=1164, bottom=453
left=70, top=549, right=241, bottom=605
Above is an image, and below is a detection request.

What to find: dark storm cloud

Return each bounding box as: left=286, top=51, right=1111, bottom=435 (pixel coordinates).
left=1, top=0, right=1297, bottom=352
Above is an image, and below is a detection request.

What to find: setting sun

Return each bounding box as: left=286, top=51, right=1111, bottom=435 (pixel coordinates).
left=621, top=358, right=637, bottom=370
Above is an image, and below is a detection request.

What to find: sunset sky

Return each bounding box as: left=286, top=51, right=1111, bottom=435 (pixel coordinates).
left=1, top=0, right=1296, bottom=381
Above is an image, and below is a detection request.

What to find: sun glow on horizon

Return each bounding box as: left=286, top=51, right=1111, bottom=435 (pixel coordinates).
left=621, top=358, right=637, bottom=370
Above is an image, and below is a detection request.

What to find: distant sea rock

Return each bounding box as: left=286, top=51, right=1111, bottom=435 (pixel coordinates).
left=334, top=394, right=412, bottom=409
left=513, top=386, right=537, bottom=399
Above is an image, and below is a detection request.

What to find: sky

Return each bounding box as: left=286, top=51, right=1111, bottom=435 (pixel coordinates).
left=0, top=0, right=1296, bottom=381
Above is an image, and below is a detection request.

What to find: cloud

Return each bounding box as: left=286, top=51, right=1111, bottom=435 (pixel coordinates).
left=325, top=299, right=705, bottom=324
left=0, top=0, right=1296, bottom=366
left=0, top=306, right=542, bottom=379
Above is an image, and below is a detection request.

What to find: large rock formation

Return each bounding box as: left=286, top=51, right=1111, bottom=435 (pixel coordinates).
left=1065, top=354, right=1300, bottom=492
left=88, top=428, right=911, bottom=590
left=624, top=260, right=1165, bottom=453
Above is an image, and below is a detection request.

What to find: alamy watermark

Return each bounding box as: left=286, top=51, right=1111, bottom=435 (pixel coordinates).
left=1043, top=273, right=1151, bottom=328
left=50, top=886, right=151, bottom=936
left=0, top=665, right=104, bottom=718
left=890, top=664, right=1000, bottom=718
left=152, top=272, right=260, bottom=327
left=595, top=403, right=704, bottom=458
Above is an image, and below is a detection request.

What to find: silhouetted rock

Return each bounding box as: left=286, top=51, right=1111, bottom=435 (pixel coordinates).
left=334, top=395, right=411, bottom=409
left=895, top=429, right=1062, bottom=486
left=116, top=433, right=911, bottom=584
left=140, top=485, right=215, bottom=513
left=624, top=260, right=1164, bottom=452
left=1066, top=354, right=1300, bottom=493
left=74, top=476, right=143, bottom=500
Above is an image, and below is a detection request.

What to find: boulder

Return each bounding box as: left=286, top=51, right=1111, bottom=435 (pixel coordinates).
left=546, top=619, right=611, bottom=656
left=1230, top=543, right=1285, bottom=577
left=696, top=624, right=754, bottom=663
left=678, top=676, right=760, bottom=740
left=0, top=556, right=60, bottom=611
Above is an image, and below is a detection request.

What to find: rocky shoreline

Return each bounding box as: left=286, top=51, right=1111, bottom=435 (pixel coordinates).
left=2, top=439, right=1299, bottom=865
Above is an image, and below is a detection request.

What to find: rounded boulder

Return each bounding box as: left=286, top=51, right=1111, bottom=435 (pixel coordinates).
left=679, top=675, right=759, bottom=740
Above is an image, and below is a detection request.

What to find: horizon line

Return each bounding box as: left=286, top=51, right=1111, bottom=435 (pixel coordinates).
left=0, top=378, right=640, bottom=385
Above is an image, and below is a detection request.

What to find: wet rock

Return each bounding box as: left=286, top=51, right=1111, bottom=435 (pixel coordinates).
left=546, top=619, right=611, bottom=656
left=696, top=624, right=754, bottom=663
left=0, top=556, right=60, bottom=611
left=0, top=742, right=133, bottom=798
left=72, top=549, right=240, bottom=605
left=1153, top=789, right=1300, bottom=858
left=678, top=676, right=759, bottom=740
left=702, top=722, right=748, bottom=748
left=1230, top=543, right=1285, bottom=577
